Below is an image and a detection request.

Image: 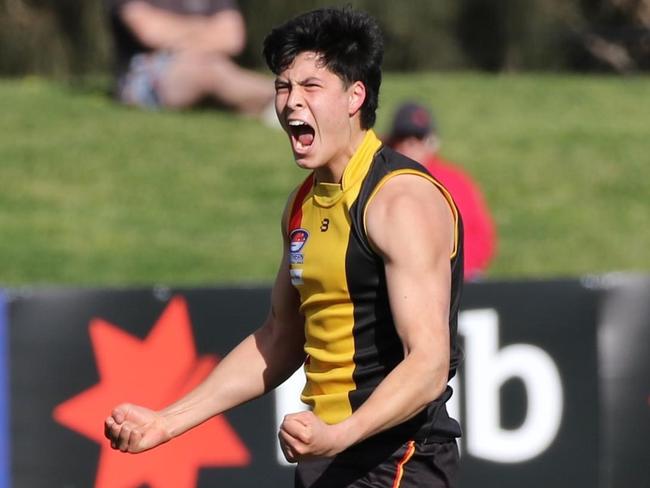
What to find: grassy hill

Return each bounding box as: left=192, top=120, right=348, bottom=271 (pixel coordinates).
left=1, top=73, right=649, bottom=286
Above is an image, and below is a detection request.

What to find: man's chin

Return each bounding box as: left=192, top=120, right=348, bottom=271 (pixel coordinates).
left=293, top=153, right=318, bottom=170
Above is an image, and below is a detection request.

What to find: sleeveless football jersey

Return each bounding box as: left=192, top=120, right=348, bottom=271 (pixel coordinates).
left=287, top=130, right=463, bottom=441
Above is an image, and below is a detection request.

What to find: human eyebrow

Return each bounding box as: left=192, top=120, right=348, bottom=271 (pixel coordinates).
left=298, top=77, right=324, bottom=87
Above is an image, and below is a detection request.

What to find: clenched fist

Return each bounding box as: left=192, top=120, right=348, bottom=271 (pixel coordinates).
left=278, top=411, right=349, bottom=463
left=104, top=403, right=172, bottom=453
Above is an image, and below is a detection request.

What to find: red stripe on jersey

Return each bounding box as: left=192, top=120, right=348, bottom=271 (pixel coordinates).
left=289, top=174, right=314, bottom=232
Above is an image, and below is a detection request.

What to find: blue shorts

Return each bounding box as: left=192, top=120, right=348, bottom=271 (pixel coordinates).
left=117, top=52, right=172, bottom=109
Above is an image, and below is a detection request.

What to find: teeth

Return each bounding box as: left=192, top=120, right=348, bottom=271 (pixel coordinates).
left=288, top=120, right=307, bottom=126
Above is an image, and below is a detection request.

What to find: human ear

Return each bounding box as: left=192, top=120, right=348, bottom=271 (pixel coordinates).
left=348, top=81, right=366, bottom=116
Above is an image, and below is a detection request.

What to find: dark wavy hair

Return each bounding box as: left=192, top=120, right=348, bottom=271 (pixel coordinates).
left=263, top=7, right=384, bottom=129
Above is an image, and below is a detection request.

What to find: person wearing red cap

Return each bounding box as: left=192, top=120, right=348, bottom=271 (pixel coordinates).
left=386, top=102, right=497, bottom=280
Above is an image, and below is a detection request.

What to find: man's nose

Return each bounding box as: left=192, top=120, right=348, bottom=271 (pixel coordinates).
left=286, top=87, right=304, bottom=110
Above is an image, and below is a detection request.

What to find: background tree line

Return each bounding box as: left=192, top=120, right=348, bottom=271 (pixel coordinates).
left=1, top=0, right=649, bottom=77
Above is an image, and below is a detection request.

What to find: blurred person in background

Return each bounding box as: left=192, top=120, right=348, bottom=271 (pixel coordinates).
left=386, top=102, right=496, bottom=280
left=105, top=0, right=275, bottom=119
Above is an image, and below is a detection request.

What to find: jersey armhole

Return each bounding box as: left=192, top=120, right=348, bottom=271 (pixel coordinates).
left=362, top=169, right=460, bottom=259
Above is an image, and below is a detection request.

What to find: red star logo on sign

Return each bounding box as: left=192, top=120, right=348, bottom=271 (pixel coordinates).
left=53, top=296, right=251, bottom=488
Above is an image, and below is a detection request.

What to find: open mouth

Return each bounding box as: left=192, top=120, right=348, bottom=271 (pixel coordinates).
left=288, top=120, right=315, bottom=152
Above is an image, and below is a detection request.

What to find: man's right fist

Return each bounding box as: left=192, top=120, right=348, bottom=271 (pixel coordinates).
left=104, top=403, right=172, bottom=453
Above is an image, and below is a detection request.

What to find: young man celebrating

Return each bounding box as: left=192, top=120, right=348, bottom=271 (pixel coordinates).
left=105, top=7, right=463, bottom=487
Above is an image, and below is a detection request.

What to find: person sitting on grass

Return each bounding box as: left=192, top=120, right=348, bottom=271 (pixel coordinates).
left=105, top=0, right=275, bottom=120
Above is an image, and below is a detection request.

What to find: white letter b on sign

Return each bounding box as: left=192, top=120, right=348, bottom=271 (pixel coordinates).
left=459, top=309, right=563, bottom=463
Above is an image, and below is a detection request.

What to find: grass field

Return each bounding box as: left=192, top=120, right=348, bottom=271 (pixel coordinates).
left=0, top=73, right=649, bottom=286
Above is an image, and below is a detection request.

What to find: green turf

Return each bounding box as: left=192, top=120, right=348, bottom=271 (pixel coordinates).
left=0, top=74, right=648, bottom=285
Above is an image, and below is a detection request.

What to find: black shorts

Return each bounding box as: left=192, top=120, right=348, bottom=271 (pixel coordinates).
left=294, top=439, right=459, bottom=488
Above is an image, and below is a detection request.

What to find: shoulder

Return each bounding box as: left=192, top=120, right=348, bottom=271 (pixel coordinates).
left=374, top=145, right=427, bottom=173
left=367, top=173, right=451, bottom=224
left=365, top=173, right=456, bottom=259
left=288, top=173, right=314, bottom=214
left=358, top=145, right=433, bottom=212
left=282, top=174, right=315, bottom=235
left=365, top=147, right=452, bottom=224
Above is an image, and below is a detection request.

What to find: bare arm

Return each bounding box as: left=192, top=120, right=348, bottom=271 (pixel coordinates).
left=158, top=252, right=305, bottom=440
left=279, top=174, right=455, bottom=460
left=106, top=199, right=305, bottom=453
left=338, top=174, right=454, bottom=441
left=119, top=1, right=245, bottom=55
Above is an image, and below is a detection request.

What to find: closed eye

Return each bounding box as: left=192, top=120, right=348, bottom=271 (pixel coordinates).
left=300, top=79, right=322, bottom=89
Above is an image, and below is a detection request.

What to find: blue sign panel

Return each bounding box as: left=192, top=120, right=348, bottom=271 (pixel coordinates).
left=0, top=291, right=9, bottom=488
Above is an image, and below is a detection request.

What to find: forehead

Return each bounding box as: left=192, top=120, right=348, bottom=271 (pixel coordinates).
left=277, top=51, right=339, bottom=81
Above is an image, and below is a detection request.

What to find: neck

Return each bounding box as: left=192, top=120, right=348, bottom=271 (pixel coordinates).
left=315, top=128, right=368, bottom=184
